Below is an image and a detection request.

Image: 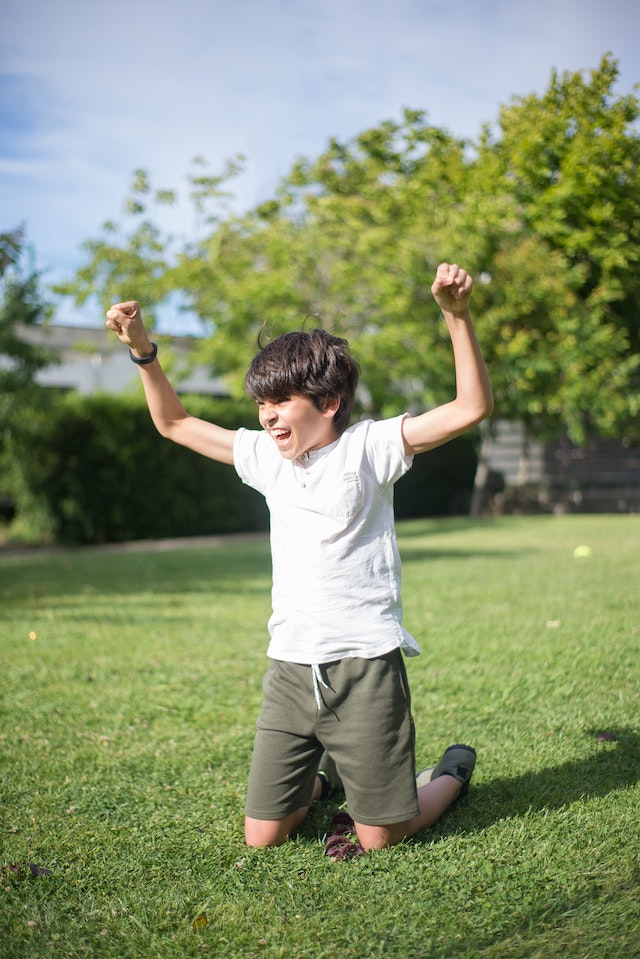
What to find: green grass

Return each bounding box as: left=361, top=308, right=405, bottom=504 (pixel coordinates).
left=1, top=515, right=639, bottom=959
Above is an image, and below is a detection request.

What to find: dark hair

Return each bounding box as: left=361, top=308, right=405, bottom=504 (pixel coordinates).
left=244, top=329, right=359, bottom=433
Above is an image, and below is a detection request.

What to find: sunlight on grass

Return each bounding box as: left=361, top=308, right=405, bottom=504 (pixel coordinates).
left=1, top=516, right=639, bottom=958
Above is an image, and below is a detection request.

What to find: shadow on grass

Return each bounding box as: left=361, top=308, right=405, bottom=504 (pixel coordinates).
left=396, top=518, right=502, bottom=538
left=436, top=727, right=640, bottom=837
left=396, top=520, right=526, bottom=562
left=399, top=545, right=525, bottom=563
left=1, top=539, right=274, bottom=603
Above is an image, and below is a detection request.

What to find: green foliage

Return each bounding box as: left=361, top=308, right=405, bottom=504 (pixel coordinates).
left=472, top=54, right=640, bottom=442
left=5, top=393, right=268, bottom=544
left=395, top=434, right=479, bottom=519
left=53, top=156, right=244, bottom=326
left=0, top=226, right=56, bottom=399
left=1, top=516, right=639, bottom=957
left=0, top=227, right=59, bottom=518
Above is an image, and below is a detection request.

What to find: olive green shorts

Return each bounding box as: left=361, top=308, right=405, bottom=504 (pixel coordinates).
left=244, top=649, right=419, bottom=826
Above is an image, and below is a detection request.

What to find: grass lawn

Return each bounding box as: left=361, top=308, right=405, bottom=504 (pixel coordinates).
left=1, top=514, right=639, bottom=959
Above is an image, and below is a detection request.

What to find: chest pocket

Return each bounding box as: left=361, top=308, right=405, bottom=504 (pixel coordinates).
left=319, top=470, right=364, bottom=522
left=315, top=425, right=368, bottom=523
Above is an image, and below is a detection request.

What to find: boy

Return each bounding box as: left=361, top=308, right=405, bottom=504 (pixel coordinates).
left=106, top=262, right=493, bottom=852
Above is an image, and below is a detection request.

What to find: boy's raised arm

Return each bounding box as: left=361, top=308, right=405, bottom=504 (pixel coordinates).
left=106, top=301, right=237, bottom=465
left=401, top=263, right=493, bottom=456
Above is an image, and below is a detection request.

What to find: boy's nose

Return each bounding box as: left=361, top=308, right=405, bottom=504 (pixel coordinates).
left=260, top=404, right=277, bottom=427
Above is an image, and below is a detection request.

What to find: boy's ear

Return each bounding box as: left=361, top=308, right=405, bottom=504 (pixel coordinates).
left=322, top=395, right=341, bottom=419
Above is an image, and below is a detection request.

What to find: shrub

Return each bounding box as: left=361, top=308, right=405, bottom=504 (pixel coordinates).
left=6, top=392, right=267, bottom=544
left=394, top=433, right=479, bottom=518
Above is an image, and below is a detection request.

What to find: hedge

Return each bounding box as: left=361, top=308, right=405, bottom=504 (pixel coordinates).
left=5, top=391, right=478, bottom=545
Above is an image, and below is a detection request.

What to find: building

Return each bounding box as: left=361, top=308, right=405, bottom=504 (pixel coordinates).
left=482, top=421, right=640, bottom=514
left=19, top=323, right=227, bottom=397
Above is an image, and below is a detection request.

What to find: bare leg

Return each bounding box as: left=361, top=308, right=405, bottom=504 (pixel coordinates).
left=354, top=774, right=462, bottom=851
left=244, top=774, right=328, bottom=847
left=245, top=806, right=310, bottom=847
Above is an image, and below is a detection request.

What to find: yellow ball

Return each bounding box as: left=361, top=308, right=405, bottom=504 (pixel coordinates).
left=573, top=545, right=592, bottom=559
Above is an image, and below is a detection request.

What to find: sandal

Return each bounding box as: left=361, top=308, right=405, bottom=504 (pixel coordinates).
left=416, top=744, right=476, bottom=797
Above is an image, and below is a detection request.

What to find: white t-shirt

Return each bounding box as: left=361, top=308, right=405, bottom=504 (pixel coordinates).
left=233, top=414, right=421, bottom=665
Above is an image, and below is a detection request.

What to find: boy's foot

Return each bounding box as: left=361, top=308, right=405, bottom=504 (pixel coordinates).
left=316, top=751, right=344, bottom=801
left=416, top=744, right=476, bottom=797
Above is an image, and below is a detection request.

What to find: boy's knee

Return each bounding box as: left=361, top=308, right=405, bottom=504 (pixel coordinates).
left=354, top=821, right=409, bottom=851
left=245, top=810, right=309, bottom=848
left=244, top=817, right=289, bottom=847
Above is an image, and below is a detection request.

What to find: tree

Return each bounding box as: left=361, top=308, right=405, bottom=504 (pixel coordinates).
left=469, top=54, right=640, bottom=444
left=54, top=158, right=245, bottom=326
left=0, top=226, right=55, bottom=397
left=0, top=226, right=57, bottom=526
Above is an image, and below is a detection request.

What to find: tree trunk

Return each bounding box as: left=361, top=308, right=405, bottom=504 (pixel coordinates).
left=470, top=423, right=490, bottom=518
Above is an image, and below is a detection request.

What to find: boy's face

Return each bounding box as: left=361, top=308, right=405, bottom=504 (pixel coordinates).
left=257, top=394, right=340, bottom=460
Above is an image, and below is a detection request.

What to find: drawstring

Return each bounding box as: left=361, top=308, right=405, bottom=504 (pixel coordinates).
left=311, top=663, right=330, bottom=710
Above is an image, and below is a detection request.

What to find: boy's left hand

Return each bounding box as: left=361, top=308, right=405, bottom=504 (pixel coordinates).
left=431, top=263, right=473, bottom=316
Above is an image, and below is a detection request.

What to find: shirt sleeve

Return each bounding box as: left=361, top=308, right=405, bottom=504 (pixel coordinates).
left=364, top=414, right=414, bottom=487
left=233, top=427, right=272, bottom=495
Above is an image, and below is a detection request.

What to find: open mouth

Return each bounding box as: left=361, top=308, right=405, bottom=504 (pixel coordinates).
left=270, top=428, right=292, bottom=445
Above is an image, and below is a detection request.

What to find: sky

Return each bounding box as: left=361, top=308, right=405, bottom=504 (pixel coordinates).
left=1, top=0, right=639, bottom=328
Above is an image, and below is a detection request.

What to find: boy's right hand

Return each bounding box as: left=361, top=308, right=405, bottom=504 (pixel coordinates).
left=106, top=301, right=154, bottom=356
left=430, top=263, right=473, bottom=317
